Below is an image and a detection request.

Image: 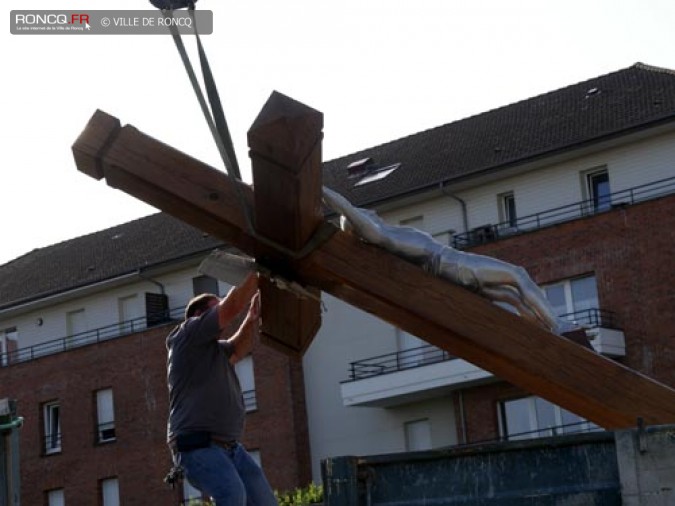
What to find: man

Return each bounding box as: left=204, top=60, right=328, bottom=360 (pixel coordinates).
left=322, top=187, right=580, bottom=336
left=166, top=272, right=277, bottom=505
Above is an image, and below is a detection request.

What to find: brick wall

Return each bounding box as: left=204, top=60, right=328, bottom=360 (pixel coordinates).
left=458, top=195, right=675, bottom=443
left=0, top=322, right=311, bottom=504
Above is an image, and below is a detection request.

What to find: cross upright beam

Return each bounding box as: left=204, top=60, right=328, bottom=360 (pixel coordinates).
left=72, top=93, right=675, bottom=429
left=247, top=92, right=324, bottom=356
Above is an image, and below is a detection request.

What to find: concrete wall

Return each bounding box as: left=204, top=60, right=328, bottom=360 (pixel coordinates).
left=616, top=425, right=675, bottom=506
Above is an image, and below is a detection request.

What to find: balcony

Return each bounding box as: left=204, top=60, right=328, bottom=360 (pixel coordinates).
left=452, top=175, right=675, bottom=249
left=341, top=308, right=624, bottom=407
left=341, top=345, right=494, bottom=407
left=0, top=306, right=183, bottom=367
left=565, top=308, right=626, bottom=357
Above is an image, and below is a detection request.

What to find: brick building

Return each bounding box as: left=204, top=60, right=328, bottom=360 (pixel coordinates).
left=1, top=62, right=675, bottom=503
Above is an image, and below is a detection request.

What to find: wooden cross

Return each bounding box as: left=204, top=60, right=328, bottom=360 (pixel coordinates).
left=72, top=91, right=675, bottom=429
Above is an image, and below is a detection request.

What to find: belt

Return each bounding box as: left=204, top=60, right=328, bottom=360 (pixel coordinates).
left=168, top=437, right=238, bottom=454
left=212, top=438, right=238, bottom=450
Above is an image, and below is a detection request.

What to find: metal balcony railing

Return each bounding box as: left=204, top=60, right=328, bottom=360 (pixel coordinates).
left=561, top=307, right=619, bottom=330
left=345, top=307, right=620, bottom=382
left=345, top=345, right=454, bottom=382
left=452, top=174, right=675, bottom=249
left=0, top=306, right=185, bottom=367
left=43, top=432, right=62, bottom=455
left=501, top=420, right=603, bottom=442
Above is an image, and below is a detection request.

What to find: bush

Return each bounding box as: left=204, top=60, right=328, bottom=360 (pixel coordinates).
left=275, top=482, right=324, bottom=506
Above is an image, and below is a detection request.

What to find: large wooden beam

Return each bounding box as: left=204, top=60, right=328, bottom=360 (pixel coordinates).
left=248, top=92, right=324, bottom=357
left=72, top=107, right=675, bottom=429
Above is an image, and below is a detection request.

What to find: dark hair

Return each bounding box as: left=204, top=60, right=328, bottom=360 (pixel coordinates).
left=185, top=293, right=219, bottom=319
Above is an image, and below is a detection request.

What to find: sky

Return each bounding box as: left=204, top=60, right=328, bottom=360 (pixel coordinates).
left=2, top=0, right=675, bottom=266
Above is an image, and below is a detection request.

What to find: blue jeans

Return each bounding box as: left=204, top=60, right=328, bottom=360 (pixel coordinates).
left=177, top=443, right=277, bottom=506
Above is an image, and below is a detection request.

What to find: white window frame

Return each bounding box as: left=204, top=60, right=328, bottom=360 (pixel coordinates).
left=543, top=275, right=600, bottom=326
left=118, top=294, right=142, bottom=335
left=1, top=327, right=18, bottom=366
left=192, top=275, right=219, bottom=296
left=66, top=308, right=87, bottom=348
left=96, top=388, right=116, bottom=443
left=499, top=396, right=598, bottom=441
left=235, top=356, right=257, bottom=412
left=404, top=418, right=432, bottom=451
left=583, top=167, right=611, bottom=213
left=101, top=477, right=120, bottom=506
left=498, top=191, right=517, bottom=229
left=43, top=401, right=62, bottom=455
left=47, top=488, right=65, bottom=506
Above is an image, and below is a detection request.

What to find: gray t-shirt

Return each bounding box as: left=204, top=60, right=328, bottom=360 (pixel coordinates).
left=166, top=306, right=245, bottom=442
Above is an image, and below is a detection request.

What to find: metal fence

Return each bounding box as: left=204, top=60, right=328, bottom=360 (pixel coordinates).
left=346, top=307, right=618, bottom=381
left=452, top=174, right=675, bottom=248
left=0, top=315, right=167, bottom=365
left=0, top=308, right=184, bottom=367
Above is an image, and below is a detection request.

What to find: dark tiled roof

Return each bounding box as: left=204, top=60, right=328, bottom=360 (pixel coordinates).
left=2, top=63, right=675, bottom=309
left=0, top=213, right=223, bottom=309
left=324, top=62, right=675, bottom=206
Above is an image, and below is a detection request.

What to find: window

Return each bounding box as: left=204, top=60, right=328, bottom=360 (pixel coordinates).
left=66, top=309, right=87, bottom=348
left=47, top=488, right=65, bottom=506
left=101, top=478, right=120, bottom=506
left=397, top=329, right=438, bottom=368
left=235, top=356, right=257, bottom=412
left=96, top=389, right=116, bottom=443
left=544, top=275, right=599, bottom=326
left=193, top=275, right=219, bottom=296
left=585, top=169, right=611, bottom=212
left=399, top=216, right=424, bottom=230
left=499, top=396, right=599, bottom=440
left=118, top=294, right=143, bottom=335
left=499, top=192, right=517, bottom=228
left=353, top=163, right=401, bottom=187
left=405, top=419, right=432, bottom=451
left=1, top=327, right=18, bottom=366
left=43, top=402, right=61, bottom=454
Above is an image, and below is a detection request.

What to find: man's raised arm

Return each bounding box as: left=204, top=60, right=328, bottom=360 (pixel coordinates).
left=217, top=272, right=258, bottom=330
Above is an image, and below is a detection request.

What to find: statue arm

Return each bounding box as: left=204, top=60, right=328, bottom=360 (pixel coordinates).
left=323, top=186, right=439, bottom=263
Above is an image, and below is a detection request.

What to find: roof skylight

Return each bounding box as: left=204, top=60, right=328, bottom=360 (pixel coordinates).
left=354, top=163, right=401, bottom=186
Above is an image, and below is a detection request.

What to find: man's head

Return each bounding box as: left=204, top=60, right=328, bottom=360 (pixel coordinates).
left=185, top=293, right=219, bottom=319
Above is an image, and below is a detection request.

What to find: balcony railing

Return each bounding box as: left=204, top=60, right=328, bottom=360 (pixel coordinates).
left=346, top=345, right=454, bottom=382
left=0, top=306, right=186, bottom=367
left=453, top=174, right=675, bottom=249
left=345, top=307, right=620, bottom=382
left=501, top=420, right=603, bottom=442
left=43, top=432, right=62, bottom=455
left=0, top=314, right=170, bottom=366
left=561, top=308, right=619, bottom=330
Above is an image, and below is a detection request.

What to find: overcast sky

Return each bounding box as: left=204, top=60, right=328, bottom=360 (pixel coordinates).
left=2, top=0, right=675, bottom=266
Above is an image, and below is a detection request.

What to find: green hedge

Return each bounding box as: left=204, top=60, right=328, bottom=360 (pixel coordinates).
left=275, top=482, right=324, bottom=506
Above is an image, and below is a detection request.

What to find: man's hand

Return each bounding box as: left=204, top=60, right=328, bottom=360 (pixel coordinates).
left=218, top=272, right=259, bottom=330
left=227, top=292, right=260, bottom=364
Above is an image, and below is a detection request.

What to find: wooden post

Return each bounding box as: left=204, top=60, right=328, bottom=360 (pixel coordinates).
left=247, top=92, right=324, bottom=357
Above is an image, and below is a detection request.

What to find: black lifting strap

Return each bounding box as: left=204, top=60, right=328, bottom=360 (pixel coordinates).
left=161, top=2, right=241, bottom=180
left=157, top=1, right=337, bottom=264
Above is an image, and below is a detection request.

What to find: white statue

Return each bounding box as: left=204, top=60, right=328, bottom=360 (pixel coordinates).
left=322, top=187, right=581, bottom=336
